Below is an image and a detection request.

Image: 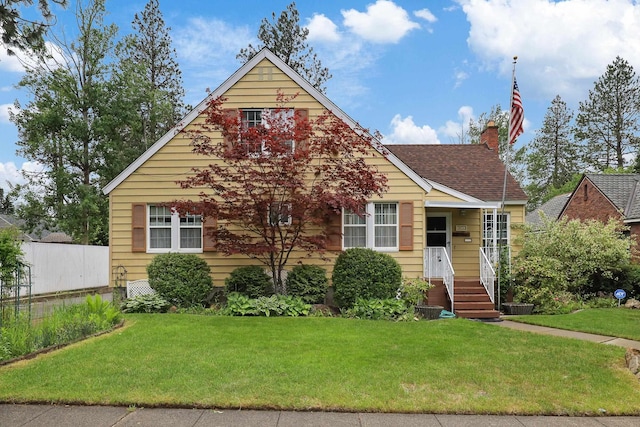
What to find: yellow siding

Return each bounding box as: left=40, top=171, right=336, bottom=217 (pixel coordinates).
left=108, top=58, right=427, bottom=287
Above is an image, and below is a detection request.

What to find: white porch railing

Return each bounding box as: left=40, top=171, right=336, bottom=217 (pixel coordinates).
left=479, top=248, right=495, bottom=303
left=423, top=247, right=455, bottom=312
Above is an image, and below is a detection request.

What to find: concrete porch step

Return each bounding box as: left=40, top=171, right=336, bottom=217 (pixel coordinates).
left=454, top=301, right=495, bottom=310
left=455, top=294, right=492, bottom=302
left=455, top=309, right=501, bottom=319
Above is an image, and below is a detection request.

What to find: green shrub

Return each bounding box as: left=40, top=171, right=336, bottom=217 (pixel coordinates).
left=285, top=265, right=328, bottom=304
left=344, top=298, right=410, bottom=320
left=121, top=293, right=171, bottom=313
left=332, top=248, right=402, bottom=309
left=224, top=266, right=273, bottom=298
left=147, top=253, right=213, bottom=308
left=222, top=292, right=311, bottom=317
left=513, top=217, right=632, bottom=312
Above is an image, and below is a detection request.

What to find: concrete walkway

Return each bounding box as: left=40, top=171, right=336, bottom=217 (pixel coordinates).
left=493, top=319, right=640, bottom=350
left=2, top=404, right=640, bottom=427
left=2, top=320, right=640, bottom=426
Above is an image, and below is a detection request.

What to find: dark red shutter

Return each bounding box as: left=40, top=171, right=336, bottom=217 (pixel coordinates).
left=399, top=201, right=414, bottom=251
left=132, top=203, right=146, bottom=253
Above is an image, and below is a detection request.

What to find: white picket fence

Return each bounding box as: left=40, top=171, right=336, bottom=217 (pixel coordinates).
left=21, top=242, right=109, bottom=295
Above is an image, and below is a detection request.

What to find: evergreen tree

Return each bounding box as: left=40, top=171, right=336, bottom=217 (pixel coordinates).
left=0, top=0, right=67, bottom=58
left=524, top=95, right=581, bottom=210
left=237, top=2, right=331, bottom=93
left=10, top=0, right=117, bottom=245
left=117, top=0, right=186, bottom=153
left=576, top=56, right=640, bottom=170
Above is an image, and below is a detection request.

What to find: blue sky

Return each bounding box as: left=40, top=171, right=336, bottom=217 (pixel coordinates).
left=1, top=0, right=640, bottom=193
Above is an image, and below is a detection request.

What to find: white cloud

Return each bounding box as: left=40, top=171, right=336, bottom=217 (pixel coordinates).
left=307, top=14, right=341, bottom=43
left=0, top=161, right=28, bottom=191
left=456, top=0, right=640, bottom=101
left=383, top=114, right=440, bottom=144
left=342, top=0, right=420, bottom=44
left=439, top=106, right=475, bottom=142
left=414, top=9, right=437, bottom=24
left=173, top=18, right=254, bottom=104
left=0, top=104, right=13, bottom=123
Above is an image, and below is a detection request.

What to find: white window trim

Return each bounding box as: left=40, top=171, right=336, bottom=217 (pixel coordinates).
left=147, top=205, right=203, bottom=254
left=482, top=211, right=511, bottom=248
left=242, top=108, right=295, bottom=156
left=343, top=202, right=399, bottom=252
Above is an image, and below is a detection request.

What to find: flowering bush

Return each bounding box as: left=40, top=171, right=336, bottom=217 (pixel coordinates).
left=396, top=277, right=433, bottom=306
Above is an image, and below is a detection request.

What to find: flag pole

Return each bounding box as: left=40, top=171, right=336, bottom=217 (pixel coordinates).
left=498, top=56, right=518, bottom=313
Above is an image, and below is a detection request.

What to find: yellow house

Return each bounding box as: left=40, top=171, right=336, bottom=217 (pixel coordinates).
left=103, top=49, right=527, bottom=319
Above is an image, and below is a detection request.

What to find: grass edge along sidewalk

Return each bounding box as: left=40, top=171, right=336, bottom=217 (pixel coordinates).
left=1, top=315, right=639, bottom=415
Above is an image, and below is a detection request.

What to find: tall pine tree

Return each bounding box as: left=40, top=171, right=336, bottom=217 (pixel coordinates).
left=524, top=95, right=580, bottom=210
left=119, top=0, right=185, bottom=151
left=237, top=2, right=331, bottom=93
left=576, top=56, right=640, bottom=170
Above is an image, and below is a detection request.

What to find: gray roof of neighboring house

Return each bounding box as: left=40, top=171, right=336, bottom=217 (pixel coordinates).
left=525, top=193, right=571, bottom=226
left=585, top=174, right=640, bottom=221
left=0, top=214, right=73, bottom=242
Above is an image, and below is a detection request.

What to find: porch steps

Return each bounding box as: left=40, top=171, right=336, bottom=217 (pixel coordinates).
left=453, top=279, right=500, bottom=320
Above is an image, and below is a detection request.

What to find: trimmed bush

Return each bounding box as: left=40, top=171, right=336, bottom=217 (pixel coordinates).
left=332, top=248, right=402, bottom=309
left=224, top=265, right=273, bottom=298
left=285, top=265, right=328, bottom=304
left=147, top=253, right=213, bottom=308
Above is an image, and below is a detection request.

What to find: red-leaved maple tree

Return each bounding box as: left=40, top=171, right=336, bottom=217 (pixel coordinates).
left=174, top=93, right=388, bottom=293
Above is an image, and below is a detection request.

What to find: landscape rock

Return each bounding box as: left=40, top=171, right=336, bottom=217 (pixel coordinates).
left=624, top=298, right=640, bottom=309
left=626, top=348, right=640, bottom=379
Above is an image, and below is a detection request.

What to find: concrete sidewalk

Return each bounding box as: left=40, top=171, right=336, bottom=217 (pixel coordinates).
left=492, top=319, right=640, bottom=350
left=2, top=404, right=640, bottom=427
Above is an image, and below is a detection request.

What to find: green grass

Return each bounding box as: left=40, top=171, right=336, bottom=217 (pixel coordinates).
left=509, top=308, right=640, bottom=341
left=0, top=315, right=639, bottom=415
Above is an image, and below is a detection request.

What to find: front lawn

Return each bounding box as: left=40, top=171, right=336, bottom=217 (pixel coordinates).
left=509, top=308, right=640, bottom=341
left=0, top=315, right=638, bottom=415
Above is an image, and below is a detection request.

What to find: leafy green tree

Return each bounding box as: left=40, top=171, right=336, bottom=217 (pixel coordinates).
left=0, top=226, right=23, bottom=287
left=576, top=56, right=640, bottom=170
left=0, top=188, right=14, bottom=214
left=0, top=0, right=67, bottom=57
left=513, top=217, right=632, bottom=311
left=524, top=95, right=581, bottom=210
left=10, top=0, right=117, bottom=245
left=237, top=1, right=331, bottom=93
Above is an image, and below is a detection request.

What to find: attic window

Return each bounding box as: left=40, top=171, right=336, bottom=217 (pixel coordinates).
left=240, top=108, right=295, bottom=155
left=583, top=184, right=588, bottom=201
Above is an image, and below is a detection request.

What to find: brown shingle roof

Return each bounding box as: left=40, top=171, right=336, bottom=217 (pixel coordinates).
left=385, top=144, right=528, bottom=202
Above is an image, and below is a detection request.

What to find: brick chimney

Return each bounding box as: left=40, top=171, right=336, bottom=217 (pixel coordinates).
left=480, top=120, right=499, bottom=153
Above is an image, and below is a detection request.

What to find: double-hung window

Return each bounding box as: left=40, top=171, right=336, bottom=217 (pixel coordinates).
left=241, top=108, right=295, bottom=155
left=148, top=205, right=202, bottom=253
left=482, top=212, right=510, bottom=249
left=343, top=202, right=398, bottom=251
left=268, top=202, right=292, bottom=226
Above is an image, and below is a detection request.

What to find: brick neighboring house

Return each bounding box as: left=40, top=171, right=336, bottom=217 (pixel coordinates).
left=559, top=174, right=640, bottom=242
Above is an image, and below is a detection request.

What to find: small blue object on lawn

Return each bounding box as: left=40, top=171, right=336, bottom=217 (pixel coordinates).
left=614, top=289, right=627, bottom=307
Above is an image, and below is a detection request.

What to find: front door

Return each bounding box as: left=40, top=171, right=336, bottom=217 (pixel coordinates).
left=426, top=213, right=452, bottom=260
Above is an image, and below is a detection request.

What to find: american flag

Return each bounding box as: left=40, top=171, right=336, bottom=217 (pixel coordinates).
left=509, top=78, right=524, bottom=145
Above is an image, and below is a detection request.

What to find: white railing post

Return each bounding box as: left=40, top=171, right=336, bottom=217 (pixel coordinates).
left=424, top=247, right=455, bottom=312
left=479, top=248, right=495, bottom=304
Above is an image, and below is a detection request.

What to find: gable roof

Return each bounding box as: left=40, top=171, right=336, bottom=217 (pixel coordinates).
left=525, top=193, right=570, bottom=227
left=103, top=49, right=432, bottom=196
left=385, top=144, right=528, bottom=203
left=579, top=173, right=640, bottom=222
